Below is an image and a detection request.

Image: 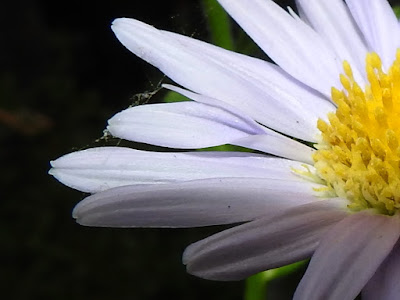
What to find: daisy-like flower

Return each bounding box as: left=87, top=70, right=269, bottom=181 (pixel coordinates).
left=50, top=0, right=400, bottom=299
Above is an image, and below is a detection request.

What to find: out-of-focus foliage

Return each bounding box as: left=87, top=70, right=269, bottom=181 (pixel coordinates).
left=394, top=5, right=400, bottom=18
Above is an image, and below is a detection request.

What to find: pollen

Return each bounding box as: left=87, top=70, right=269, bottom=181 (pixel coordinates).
left=313, top=50, right=400, bottom=215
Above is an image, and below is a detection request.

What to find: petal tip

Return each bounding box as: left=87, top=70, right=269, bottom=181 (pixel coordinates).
left=72, top=203, right=82, bottom=220
left=48, top=167, right=56, bottom=176
left=111, top=17, right=130, bottom=28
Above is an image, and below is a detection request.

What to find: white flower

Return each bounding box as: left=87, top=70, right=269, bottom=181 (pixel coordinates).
left=49, top=1, right=400, bottom=299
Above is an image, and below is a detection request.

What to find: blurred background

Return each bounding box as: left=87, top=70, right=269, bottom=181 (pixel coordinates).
left=3, top=0, right=400, bottom=299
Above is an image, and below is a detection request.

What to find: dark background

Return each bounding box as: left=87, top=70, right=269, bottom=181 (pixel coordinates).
left=3, top=1, right=400, bottom=299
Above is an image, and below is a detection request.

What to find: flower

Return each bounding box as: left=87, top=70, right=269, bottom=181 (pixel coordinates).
left=49, top=0, right=400, bottom=299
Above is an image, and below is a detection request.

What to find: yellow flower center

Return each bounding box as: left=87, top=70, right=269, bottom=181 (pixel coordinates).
left=313, top=50, right=400, bottom=215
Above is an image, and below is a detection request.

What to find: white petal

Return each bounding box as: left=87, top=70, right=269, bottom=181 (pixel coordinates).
left=296, top=0, right=367, bottom=84
left=50, top=147, right=311, bottom=193
left=293, top=2, right=310, bottom=25
left=162, top=31, right=335, bottom=137
left=111, top=18, right=328, bottom=142
left=217, top=0, right=342, bottom=96
left=72, top=178, right=324, bottom=228
left=233, top=134, right=314, bottom=165
left=362, top=240, right=400, bottom=300
left=162, top=84, right=267, bottom=132
left=107, top=101, right=263, bottom=147
left=108, top=100, right=315, bottom=163
left=345, top=0, right=400, bottom=69
left=183, top=198, right=349, bottom=280
left=294, top=212, right=400, bottom=300
left=163, top=85, right=316, bottom=163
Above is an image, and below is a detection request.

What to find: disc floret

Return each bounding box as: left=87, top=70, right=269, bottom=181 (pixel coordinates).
left=314, top=50, right=400, bottom=215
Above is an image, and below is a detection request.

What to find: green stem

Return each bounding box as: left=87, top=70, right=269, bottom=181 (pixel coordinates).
left=244, top=261, right=307, bottom=300
left=202, top=0, right=234, bottom=50
left=244, top=272, right=267, bottom=300
left=394, top=6, right=400, bottom=18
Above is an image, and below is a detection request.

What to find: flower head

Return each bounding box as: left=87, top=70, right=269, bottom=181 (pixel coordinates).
left=50, top=0, right=400, bottom=299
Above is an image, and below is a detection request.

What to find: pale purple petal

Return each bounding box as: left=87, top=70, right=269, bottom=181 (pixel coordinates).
left=233, top=134, right=314, bottom=164
left=111, top=17, right=326, bottom=142
left=107, top=101, right=264, bottom=147
left=107, top=100, right=315, bottom=163
left=162, top=85, right=316, bottom=163
left=294, top=212, right=400, bottom=300
left=162, top=31, right=335, bottom=132
left=72, top=178, right=324, bottom=228
left=293, top=2, right=310, bottom=25
left=183, top=198, right=348, bottom=280
left=50, top=147, right=312, bottom=193
left=362, top=240, right=400, bottom=300
left=345, top=0, right=400, bottom=69
left=217, top=0, right=341, bottom=97
left=162, top=84, right=271, bottom=132
left=296, top=0, right=367, bottom=84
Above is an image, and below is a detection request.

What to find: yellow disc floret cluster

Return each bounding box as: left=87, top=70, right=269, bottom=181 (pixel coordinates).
left=313, top=50, right=400, bottom=215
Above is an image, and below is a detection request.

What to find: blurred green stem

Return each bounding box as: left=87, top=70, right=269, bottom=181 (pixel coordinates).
left=244, top=272, right=267, bottom=300
left=202, top=0, right=234, bottom=50
left=394, top=6, right=400, bottom=18
left=244, top=261, right=307, bottom=300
